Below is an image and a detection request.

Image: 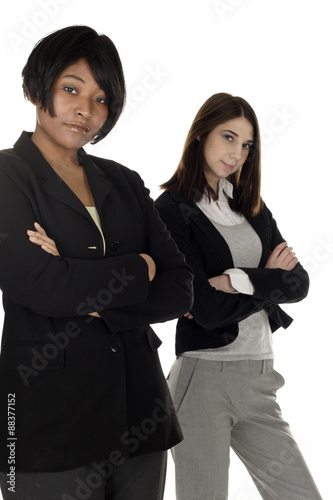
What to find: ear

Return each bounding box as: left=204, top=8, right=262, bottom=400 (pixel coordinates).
left=196, top=135, right=200, bottom=141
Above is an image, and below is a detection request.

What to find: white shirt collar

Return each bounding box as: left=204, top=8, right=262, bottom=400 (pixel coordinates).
left=196, top=178, right=244, bottom=226
left=218, top=178, right=234, bottom=199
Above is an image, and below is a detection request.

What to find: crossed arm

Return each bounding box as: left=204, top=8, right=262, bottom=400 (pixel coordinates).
left=208, top=241, right=297, bottom=292
left=27, top=222, right=157, bottom=318
left=27, top=222, right=157, bottom=281
left=183, top=242, right=298, bottom=320
left=27, top=220, right=299, bottom=324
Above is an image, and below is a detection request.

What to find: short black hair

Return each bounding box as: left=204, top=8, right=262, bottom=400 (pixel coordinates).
left=22, top=25, right=126, bottom=144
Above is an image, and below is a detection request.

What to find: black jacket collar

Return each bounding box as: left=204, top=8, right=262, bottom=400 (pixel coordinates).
left=164, top=189, right=271, bottom=269
left=13, top=131, right=113, bottom=221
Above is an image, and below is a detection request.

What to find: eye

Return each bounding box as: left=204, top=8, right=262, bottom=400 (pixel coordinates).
left=243, top=143, right=252, bottom=150
left=64, top=86, right=78, bottom=95
left=95, top=97, right=107, bottom=105
left=223, top=134, right=233, bottom=141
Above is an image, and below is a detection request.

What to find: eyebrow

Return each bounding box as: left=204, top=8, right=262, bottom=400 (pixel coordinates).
left=222, top=129, right=254, bottom=143
left=61, top=74, right=85, bottom=83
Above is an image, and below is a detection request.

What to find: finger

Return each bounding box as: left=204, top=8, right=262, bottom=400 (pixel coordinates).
left=27, top=230, right=56, bottom=247
left=285, top=256, right=298, bottom=270
left=27, top=232, right=51, bottom=246
left=27, top=232, right=59, bottom=256
left=280, top=247, right=297, bottom=265
left=285, top=250, right=297, bottom=263
left=271, top=242, right=288, bottom=257
left=40, top=244, right=55, bottom=255
left=89, top=312, right=101, bottom=318
left=34, top=222, right=47, bottom=236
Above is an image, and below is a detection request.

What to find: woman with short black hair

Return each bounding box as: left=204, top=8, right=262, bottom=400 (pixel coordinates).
left=0, top=25, right=193, bottom=500
left=155, top=93, right=323, bottom=500
left=22, top=25, right=125, bottom=143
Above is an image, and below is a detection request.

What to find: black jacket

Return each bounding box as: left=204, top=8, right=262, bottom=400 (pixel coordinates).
left=155, top=190, right=309, bottom=356
left=0, top=132, right=193, bottom=472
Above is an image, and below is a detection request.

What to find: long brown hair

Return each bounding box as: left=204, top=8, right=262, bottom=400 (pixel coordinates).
left=161, top=93, right=263, bottom=217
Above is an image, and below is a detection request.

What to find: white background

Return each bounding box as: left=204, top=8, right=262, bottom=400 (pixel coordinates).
left=0, top=1, right=332, bottom=498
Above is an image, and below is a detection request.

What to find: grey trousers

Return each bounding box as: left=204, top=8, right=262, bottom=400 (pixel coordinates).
left=0, top=451, right=166, bottom=500
left=168, top=356, right=323, bottom=500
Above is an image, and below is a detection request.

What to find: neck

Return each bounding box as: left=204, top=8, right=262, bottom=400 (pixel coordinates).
left=31, top=132, right=80, bottom=171
left=205, top=178, right=219, bottom=199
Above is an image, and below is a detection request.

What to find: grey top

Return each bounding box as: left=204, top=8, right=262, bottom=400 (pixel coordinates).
left=184, top=214, right=274, bottom=361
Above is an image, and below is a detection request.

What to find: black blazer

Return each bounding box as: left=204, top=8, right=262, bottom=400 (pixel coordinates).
left=0, top=132, right=193, bottom=472
left=155, top=190, right=309, bottom=356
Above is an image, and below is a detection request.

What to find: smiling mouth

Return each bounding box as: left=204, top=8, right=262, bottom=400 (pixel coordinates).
left=222, top=161, right=236, bottom=170
left=64, top=123, right=90, bottom=134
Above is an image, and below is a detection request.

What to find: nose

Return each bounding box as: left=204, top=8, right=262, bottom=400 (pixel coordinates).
left=75, top=99, right=93, bottom=119
left=230, top=145, right=242, bottom=161
left=230, top=152, right=241, bottom=161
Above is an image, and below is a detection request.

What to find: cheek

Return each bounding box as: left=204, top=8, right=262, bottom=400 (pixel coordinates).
left=204, top=138, right=221, bottom=162
left=52, top=93, right=70, bottom=114
left=95, top=107, right=108, bottom=128
left=241, top=150, right=250, bottom=163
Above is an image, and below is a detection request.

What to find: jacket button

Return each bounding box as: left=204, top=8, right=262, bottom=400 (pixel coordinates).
left=110, top=241, right=120, bottom=251
left=110, top=342, right=122, bottom=353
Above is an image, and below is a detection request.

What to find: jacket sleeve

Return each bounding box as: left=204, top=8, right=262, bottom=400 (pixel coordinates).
left=99, top=175, right=194, bottom=332
left=0, top=168, right=150, bottom=318
left=155, top=195, right=271, bottom=331
left=239, top=205, right=310, bottom=303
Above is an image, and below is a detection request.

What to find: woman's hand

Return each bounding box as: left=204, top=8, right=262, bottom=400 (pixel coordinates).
left=139, top=253, right=156, bottom=281
left=265, top=242, right=298, bottom=271
left=27, top=223, right=101, bottom=318
left=184, top=274, right=237, bottom=320
left=208, top=274, right=237, bottom=293
left=27, top=222, right=60, bottom=256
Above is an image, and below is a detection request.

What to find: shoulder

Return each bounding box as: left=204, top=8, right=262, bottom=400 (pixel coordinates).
left=0, top=147, right=31, bottom=186
left=155, top=190, right=198, bottom=233
left=87, top=153, right=141, bottom=182
left=248, top=201, right=272, bottom=224
left=86, top=152, right=145, bottom=191
left=155, top=190, right=184, bottom=211
left=0, top=147, right=21, bottom=172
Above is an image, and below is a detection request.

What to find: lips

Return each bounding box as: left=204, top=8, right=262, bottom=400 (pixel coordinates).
left=64, top=122, right=90, bottom=134
left=222, top=161, right=236, bottom=170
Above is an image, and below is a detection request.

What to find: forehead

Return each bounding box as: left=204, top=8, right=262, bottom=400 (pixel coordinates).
left=214, top=117, right=254, bottom=139
left=56, top=58, right=101, bottom=87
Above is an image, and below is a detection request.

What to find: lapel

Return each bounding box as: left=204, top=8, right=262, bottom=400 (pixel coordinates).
left=171, top=192, right=235, bottom=268
left=170, top=191, right=270, bottom=269
left=246, top=210, right=271, bottom=267
left=78, top=149, right=113, bottom=218
left=14, top=132, right=113, bottom=223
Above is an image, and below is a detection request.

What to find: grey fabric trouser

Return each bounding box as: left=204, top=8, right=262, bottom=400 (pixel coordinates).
left=168, top=356, right=323, bottom=500
left=0, top=451, right=167, bottom=500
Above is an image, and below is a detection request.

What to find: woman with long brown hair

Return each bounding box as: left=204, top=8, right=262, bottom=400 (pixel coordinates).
left=155, top=93, right=322, bottom=499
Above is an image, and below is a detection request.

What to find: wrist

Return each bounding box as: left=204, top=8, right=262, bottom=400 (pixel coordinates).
left=223, top=274, right=237, bottom=293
